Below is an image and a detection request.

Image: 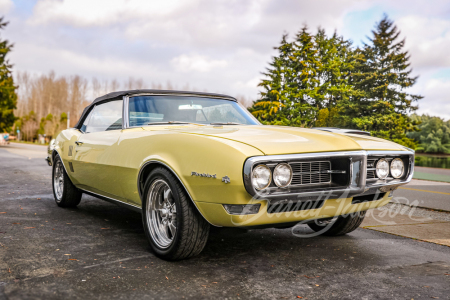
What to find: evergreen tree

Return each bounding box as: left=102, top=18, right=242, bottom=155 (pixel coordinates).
left=251, top=30, right=317, bottom=126
left=0, top=18, right=16, bottom=133
left=250, top=27, right=360, bottom=127
left=341, top=15, right=421, bottom=147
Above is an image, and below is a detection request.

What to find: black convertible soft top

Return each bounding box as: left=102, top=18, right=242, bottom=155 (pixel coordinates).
left=74, top=89, right=236, bottom=129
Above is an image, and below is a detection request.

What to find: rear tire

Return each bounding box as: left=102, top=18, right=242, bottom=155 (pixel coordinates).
left=308, top=211, right=366, bottom=236
left=142, top=167, right=210, bottom=260
left=52, top=155, right=82, bottom=208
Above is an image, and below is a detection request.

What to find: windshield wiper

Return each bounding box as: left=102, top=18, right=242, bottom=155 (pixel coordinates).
left=210, top=122, right=243, bottom=125
left=147, top=121, right=203, bottom=125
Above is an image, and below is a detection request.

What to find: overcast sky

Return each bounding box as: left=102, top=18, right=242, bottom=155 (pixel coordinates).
left=1, top=0, right=449, bottom=119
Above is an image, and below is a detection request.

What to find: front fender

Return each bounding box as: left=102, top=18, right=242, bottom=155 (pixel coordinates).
left=117, top=129, right=263, bottom=206
left=52, top=129, right=82, bottom=184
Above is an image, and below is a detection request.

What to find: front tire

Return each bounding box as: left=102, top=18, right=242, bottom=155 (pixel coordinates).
left=142, top=167, right=210, bottom=260
left=308, top=211, right=366, bottom=236
left=52, top=155, right=82, bottom=208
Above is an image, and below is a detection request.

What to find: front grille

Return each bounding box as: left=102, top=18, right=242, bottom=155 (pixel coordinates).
left=288, top=161, right=331, bottom=186
left=366, top=158, right=377, bottom=180
left=367, top=170, right=376, bottom=180
left=267, top=200, right=325, bottom=214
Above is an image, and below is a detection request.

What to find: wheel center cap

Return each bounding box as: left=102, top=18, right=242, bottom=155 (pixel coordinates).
left=160, top=208, right=169, bottom=218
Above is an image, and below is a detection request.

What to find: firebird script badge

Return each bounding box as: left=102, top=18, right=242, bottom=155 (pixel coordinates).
left=191, top=172, right=216, bottom=178
left=222, top=176, right=230, bottom=184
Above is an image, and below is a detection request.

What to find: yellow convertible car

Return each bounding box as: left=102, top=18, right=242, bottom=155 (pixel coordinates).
left=47, top=90, right=414, bottom=260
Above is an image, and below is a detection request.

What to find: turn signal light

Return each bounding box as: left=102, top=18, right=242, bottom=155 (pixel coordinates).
left=223, top=204, right=261, bottom=215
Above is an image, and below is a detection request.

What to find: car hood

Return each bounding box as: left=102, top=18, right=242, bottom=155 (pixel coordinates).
left=144, top=125, right=406, bottom=155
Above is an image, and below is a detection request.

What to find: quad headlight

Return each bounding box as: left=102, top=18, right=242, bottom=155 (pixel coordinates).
left=375, top=158, right=390, bottom=179
left=273, top=163, right=293, bottom=188
left=251, top=164, right=272, bottom=190
left=390, top=158, right=404, bottom=179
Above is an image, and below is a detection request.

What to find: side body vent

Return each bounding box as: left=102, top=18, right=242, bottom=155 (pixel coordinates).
left=68, top=146, right=73, bottom=156
left=68, top=161, right=74, bottom=172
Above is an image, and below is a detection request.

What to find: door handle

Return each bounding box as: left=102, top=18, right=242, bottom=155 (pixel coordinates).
left=75, top=141, right=84, bottom=146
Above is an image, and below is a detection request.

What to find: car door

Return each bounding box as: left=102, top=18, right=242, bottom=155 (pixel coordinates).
left=71, top=99, right=126, bottom=200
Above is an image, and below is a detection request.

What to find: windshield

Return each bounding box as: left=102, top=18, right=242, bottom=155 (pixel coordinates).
left=128, top=95, right=260, bottom=126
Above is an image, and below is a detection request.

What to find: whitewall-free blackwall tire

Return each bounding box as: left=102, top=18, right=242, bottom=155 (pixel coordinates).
left=52, top=155, right=82, bottom=208
left=142, top=167, right=210, bottom=260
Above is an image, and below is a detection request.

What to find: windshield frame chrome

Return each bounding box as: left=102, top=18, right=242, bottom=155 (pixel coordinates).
left=123, top=93, right=259, bottom=129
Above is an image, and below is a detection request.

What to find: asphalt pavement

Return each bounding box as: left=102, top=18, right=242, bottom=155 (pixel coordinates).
left=398, top=179, right=450, bottom=212
left=1, top=143, right=449, bottom=299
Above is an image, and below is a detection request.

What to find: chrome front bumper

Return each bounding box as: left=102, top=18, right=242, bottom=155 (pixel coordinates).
left=45, top=156, right=52, bottom=166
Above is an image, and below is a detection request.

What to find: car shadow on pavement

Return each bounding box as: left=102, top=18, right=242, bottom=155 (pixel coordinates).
left=69, top=194, right=384, bottom=265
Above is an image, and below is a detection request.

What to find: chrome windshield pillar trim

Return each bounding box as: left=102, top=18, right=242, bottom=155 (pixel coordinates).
left=123, top=95, right=130, bottom=129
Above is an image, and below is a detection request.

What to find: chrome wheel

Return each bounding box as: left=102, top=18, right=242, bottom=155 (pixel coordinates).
left=54, top=160, right=64, bottom=201
left=146, top=179, right=177, bottom=249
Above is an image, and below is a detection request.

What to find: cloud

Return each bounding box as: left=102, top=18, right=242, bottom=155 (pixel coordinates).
left=29, top=0, right=362, bottom=51
left=0, top=0, right=12, bottom=14
left=397, top=15, right=450, bottom=71
left=6, top=0, right=450, bottom=120
left=171, top=54, right=227, bottom=72
left=11, top=41, right=159, bottom=81
left=415, top=77, right=450, bottom=121
left=29, top=0, right=191, bottom=27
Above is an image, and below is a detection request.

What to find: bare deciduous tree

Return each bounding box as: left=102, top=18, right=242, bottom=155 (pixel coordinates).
left=236, top=95, right=253, bottom=108
left=14, top=71, right=242, bottom=140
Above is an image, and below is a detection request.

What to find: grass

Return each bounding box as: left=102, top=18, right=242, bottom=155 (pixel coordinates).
left=413, top=171, right=450, bottom=183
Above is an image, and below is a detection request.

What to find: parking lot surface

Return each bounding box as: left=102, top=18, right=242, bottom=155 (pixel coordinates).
left=1, top=143, right=449, bottom=299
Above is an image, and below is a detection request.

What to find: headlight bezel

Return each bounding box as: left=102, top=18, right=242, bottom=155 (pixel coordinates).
left=251, top=164, right=272, bottom=190
left=375, top=158, right=390, bottom=179
left=390, top=158, right=405, bottom=179
left=273, top=163, right=293, bottom=188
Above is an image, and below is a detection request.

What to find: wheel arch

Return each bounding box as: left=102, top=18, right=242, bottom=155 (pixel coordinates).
left=51, top=149, right=77, bottom=186
left=52, top=149, right=59, bottom=162
left=52, top=150, right=68, bottom=173
left=137, top=160, right=216, bottom=226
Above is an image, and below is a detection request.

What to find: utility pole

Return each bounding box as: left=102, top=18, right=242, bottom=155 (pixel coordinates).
left=67, top=111, right=70, bottom=129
